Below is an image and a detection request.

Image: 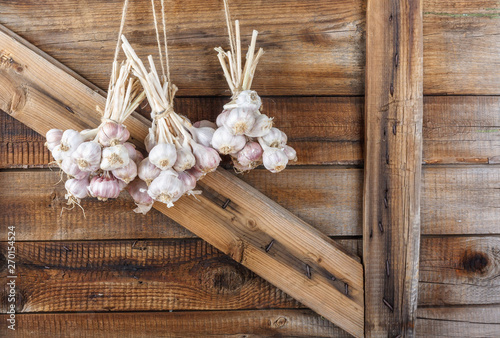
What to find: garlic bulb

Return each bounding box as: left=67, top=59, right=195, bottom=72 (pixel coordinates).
left=59, top=129, right=84, bottom=156
left=149, top=143, right=177, bottom=170
left=283, top=145, right=297, bottom=161
left=100, top=144, right=130, bottom=171
left=211, top=127, right=246, bottom=155
left=88, top=174, right=122, bottom=201
left=246, top=114, right=273, bottom=138
left=127, top=178, right=154, bottom=214
left=187, top=166, right=205, bottom=180
left=235, top=90, right=262, bottom=111
left=72, top=141, right=102, bottom=172
left=51, top=144, right=68, bottom=163
left=216, top=109, right=230, bottom=127
left=190, top=126, right=215, bottom=147
left=98, top=121, right=130, bottom=146
left=233, top=159, right=255, bottom=173
left=223, top=107, right=256, bottom=135
left=236, top=141, right=263, bottom=166
left=173, top=145, right=196, bottom=172
left=260, top=128, right=285, bottom=148
left=65, top=177, right=90, bottom=200
left=112, top=160, right=138, bottom=184
left=123, top=142, right=145, bottom=165
left=60, top=157, right=89, bottom=180
left=147, top=170, right=184, bottom=207
left=178, top=171, right=197, bottom=192
left=138, top=158, right=162, bottom=185
left=45, top=129, right=63, bottom=151
left=193, top=120, right=217, bottom=129
left=262, top=148, right=288, bottom=173
left=191, top=141, right=221, bottom=174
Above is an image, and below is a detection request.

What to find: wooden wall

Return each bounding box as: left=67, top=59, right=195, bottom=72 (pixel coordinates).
left=1, top=0, right=499, bottom=336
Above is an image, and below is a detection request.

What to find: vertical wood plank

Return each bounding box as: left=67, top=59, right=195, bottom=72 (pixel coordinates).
left=364, top=0, right=423, bottom=336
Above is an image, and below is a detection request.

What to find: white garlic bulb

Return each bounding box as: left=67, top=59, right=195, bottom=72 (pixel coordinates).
left=138, top=158, right=162, bottom=185
left=262, top=148, right=288, bottom=173
left=178, top=171, right=197, bottom=193
left=112, top=160, right=138, bottom=184
left=72, top=141, right=102, bottom=172
left=223, top=107, right=256, bottom=135
left=147, top=170, right=184, bottom=208
left=45, top=129, right=63, bottom=151
left=260, top=128, right=285, bottom=148
left=59, top=129, right=84, bottom=156
left=211, top=127, right=246, bottom=155
left=236, top=141, right=263, bottom=166
left=235, top=90, right=262, bottom=111
left=100, top=144, right=130, bottom=171
left=60, top=157, right=89, bottom=180
left=98, top=121, right=130, bottom=146
left=88, top=174, right=122, bottom=201
left=246, top=114, right=274, bottom=138
left=65, top=177, right=90, bottom=200
left=190, top=126, right=215, bottom=147
left=149, top=143, right=177, bottom=170
left=173, top=145, right=196, bottom=172
left=191, top=141, right=221, bottom=174
left=127, top=178, right=154, bottom=214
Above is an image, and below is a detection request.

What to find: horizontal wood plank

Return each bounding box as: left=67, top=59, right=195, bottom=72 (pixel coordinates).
left=0, top=310, right=349, bottom=338
left=3, top=95, right=500, bottom=168
left=416, top=306, right=500, bottom=337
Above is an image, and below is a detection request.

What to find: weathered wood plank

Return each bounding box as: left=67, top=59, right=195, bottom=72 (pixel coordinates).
left=0, top=310, right=350, bottom=338
left=0, top=24, right=364, bottom=337
left=416, top=306, right=500, bottom=337
left=0, top=0, right=365, bottom=96
left=364, top=0, right=423, bottom=336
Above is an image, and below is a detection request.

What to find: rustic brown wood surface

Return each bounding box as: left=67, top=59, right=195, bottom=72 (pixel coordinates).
left=0, top=23, right=364, bottom=336
left=0, top=310, right=351, bottom=337
left=364, top=0, right=423, bottom=336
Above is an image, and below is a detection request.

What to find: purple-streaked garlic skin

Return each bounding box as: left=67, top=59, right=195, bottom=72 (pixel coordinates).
left=193, top=120, right=217, bottom=129
left=46, top=129, right=63, bottom=151
left=112, top=160, right=138, bottom=184
left=138, top=158, right=162, bottom=185
left=60, top=157, right=89, bottom=180
left=246, top=114, right=273, bottom=138
left=236, top=141, right=263, bottom=166
left=123, top=142, right=138, bottom=161
left=98, top=121, right=130, bottom=146
left=223, top=107, right=256, bottom=135
left=100, top=144, right=130, bottom=171
left=72, top=141, right=102, bottom=172
left=191, top=142, right=221, bottom=174
left=235, top=90, right=262, bottom=111
left=88, top=174, right=121, bottom=201
left=147, top=170, right=184, bottom=208
left=178, top=171, right=197, bottom=192
left=283, top=145, right=297, bottom=161
left=173, top=146, right=196, bottom=172
left=65, top=177, right=90, bottom=200
left=211, top=127, right=246, bottom=155
left=127, top=178, right=154, bottom=214
left=187, top=166, right=205, bottom=181
left=263, top=148, right=288, bottom=173
left=190, top=126, right=215, bottom=147
left=149, top=143, right=177, bottom=170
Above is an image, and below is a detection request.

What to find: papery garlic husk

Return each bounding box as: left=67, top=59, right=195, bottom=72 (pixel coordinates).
left=60, top=157, right=89, bottom=180
left=112, top=160, right=138, bottom=184
left=127, top=178, right=154, bottom=214
left=211, top=127, right=246, bottom=155
left=88, top=174, right=122, bottom=201
left=263, top=148, right=288, bottom=173
left=178, top=171, right=197, bottom=193
left=100, top=144, right=130, bottom=171
left=283, top=145, right=297, bottom=161
left=191, top=141, right=221, bottom=174
left=138, top=158, right=162, bottom=185
left=216, top=109, right=230, bottom=128
left=45, top=129, right=63, bottom=151
left=65, top=177, right=90, bottom=200
left=190, top=126, right=215, bottom=147
left=173, top=145, right=196, bottom=172
left=223, top=107, right=256, bottom=136
left=59, top=129, right=84, bottom=156
left=261, top=127, right=285, bottom=148
left=193, top=120, right=217, bottom=129
left=149, top=143, right=177, bottom=170
left=246, top=114, right=274, bottom=138
left=235, top=90, right=262, bottom=111
left=72, top=141, right=102, bottom=172
left=147, top=169, right=184, bottom=208
left=232, top=158, right=256, bottom=173
left=236, top=141, right=263, bottom=166
left=98, top=121, right=130, bottom=146
left=144, top=129, right=157, bottom=153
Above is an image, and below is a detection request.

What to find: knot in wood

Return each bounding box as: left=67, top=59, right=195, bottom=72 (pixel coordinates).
left=461, top=250, right=489, bottom=274
left=271, top=316, right=288, bottom=328
left=200, top=257, right=249, bottom=294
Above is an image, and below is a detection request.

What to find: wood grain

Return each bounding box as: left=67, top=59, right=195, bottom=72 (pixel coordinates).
left=364, top=0, right=423, bottom=336
left=0, top=310, right=350, bottom=338
left=0, top=24, right=364, bottom=336
left=416, top=306, right=500, bottom=337
left=0, top=0, right=366, bottom=96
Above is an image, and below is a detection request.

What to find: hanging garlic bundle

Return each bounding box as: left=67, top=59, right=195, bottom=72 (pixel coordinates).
left=212, top=0, right=297, bottom=173
left=119, top=0, right=220, bottom=211
left=44, top=0, right=146, bottom=212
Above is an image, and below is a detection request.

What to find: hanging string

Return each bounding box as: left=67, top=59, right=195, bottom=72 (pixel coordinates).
left=151, top=0, right=166, bottom=80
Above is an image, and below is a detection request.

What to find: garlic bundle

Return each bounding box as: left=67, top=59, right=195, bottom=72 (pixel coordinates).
left=45, top=58, right=146, bottom=211
left=213, top=19, right=296, bottom=173
left=121, top=36, right=221, bottom=212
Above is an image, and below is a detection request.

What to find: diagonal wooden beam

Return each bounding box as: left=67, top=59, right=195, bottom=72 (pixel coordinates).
left=0, top=24, right=364, bottom=336
left=364, top=0, right=423, bottom=336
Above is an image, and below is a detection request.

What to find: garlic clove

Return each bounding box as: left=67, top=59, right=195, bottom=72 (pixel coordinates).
left=147, top=171, right=185, bottom=208
left=112, top=159, right=138, bottom=184
left=72, top=141, right=102, bottom=172
left=261, top=127, right=285, bottom=148
left=223, top=107, right=256, bottom=135
left=245, top=114, right=274, bottom=138
left=88, top=174, right=122, bottom=201
left=191, top=141, right=221, bottom=174
left=283, top=145, right=297, bottom=162
left=138, top=158, right=162, bottom=186
left=193, top=120, right=217, bottom=129
left=100, top=144, right=130, bottom=171
left=211, top=127, right=246, bottom=155
left=173, top=145, right=196, bottom=172
left=98, top=121, right=130, bottom=146
left=127, top=178, right=154, bottom=214
left=262, top=148, right=288, bottom=173
left=189, top=126, right=215, bottom=147
left=235, top=90, right=262, bottom=111
left=45, top=128, right=63, bottom=151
